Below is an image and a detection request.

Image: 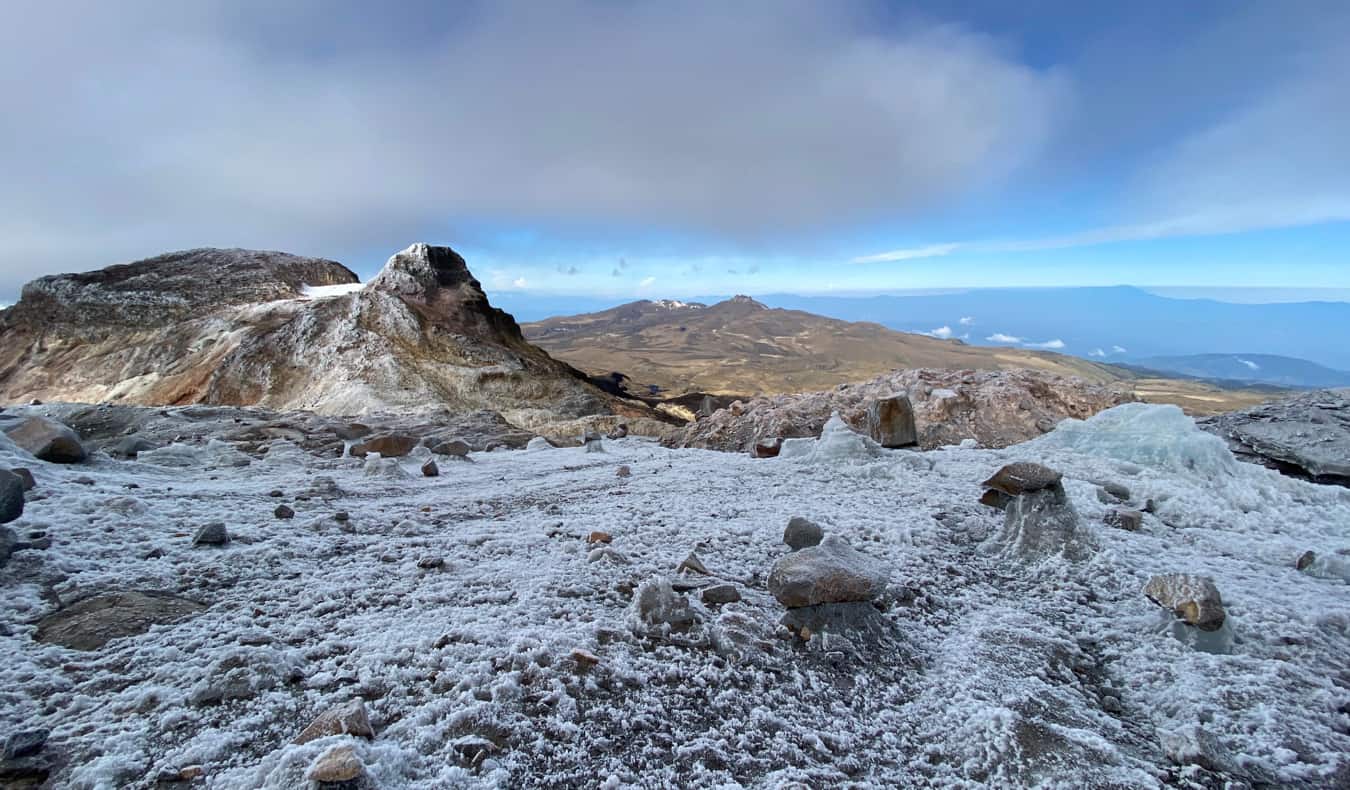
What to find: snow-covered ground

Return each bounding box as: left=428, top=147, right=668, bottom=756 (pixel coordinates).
left=2, top=406, right=1349, bottom=788
left=300, top=283, right=365, bottom=300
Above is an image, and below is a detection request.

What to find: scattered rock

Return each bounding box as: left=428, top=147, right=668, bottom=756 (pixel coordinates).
left=416, top=556, right=445, bottom=570
left=192, top=522, right=229, bottom=546
left=768, top=535, right=887, bottom=608
left=452, top=735, right=499, bottom=768
left=583, top=432, right=604, bottom=453
left=1144, top=574, right=1226, bottom=632
left=865, top=394, right=918, bottom=448
left=607, top=423, right=629, bottom=440
left=586, top=531, right=613, bottom=544
left=1, top=416, right=88, bottom=463
left=3, top=729, right=47, bottom=760
left=421, top=459, right=440, bottom=478
left=571, top=647, right=600, bottom=669
left=307, top=745, right=365, bottom=784
left=349, top=433, right=418, bottom=459
left=111, top=436, right=156, bottom=459
left=0, top=469, right=23, bottom=524
left=334, top=511, right=350, bottom=523
left=783, top=516, right=823, bottom=551
left=1095, top=482, right=1131, bottom=504
left=633, top=580, right=697, bottom=628
left=1103, top=508, right=1142, bottom=532
left=268, top=489, right=284, bottom=497
left=1297, top=550, right=1316, bottom=571
left=752, top=437, right=782, bottom=458
left=430, top=438, right=471, bottom=457
left=701, top=584, right=741, bottom=605
left=615, top=465, right=631, bottom=478
left=677, top=551, right=709, bottom=575
left=34, top=591, right=206, bottom=650
left=10, top=467, right=35, bottom=491
left=981, top=461, right=1062, bottom=496
left=274, top=505, right=295, bottom=520
left=293, top=699, right=375, bottom=745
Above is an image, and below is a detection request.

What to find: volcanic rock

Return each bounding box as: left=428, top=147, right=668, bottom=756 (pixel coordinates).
left=1144, top=574, right=1226, bottom=631
left=767, top=536, right=886, bottom=608
left=701, top=584, right=742, bottom=605
left=294, top=699, right=375, bottom=745
left=34, top=592, right=206, bottom=650
left=783, top=516, right=823, bottom=551
left=1, top=416, right=87, bottom=463
left=1201, top=389, right=1350, bottom=485
left=865, top=394, right=918, bottom=448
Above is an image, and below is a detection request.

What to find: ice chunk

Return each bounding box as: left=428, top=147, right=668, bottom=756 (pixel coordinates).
left=1031, top=403, right=1237, bottom=477
left=526, top=437, right=553, bottom=452
left=136, top=439, right=251, bottom=468
left=778, top=412, right=881, bottom=464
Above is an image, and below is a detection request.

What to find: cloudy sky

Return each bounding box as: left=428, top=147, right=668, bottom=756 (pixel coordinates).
left=1, top=0, right=1347, bottom=303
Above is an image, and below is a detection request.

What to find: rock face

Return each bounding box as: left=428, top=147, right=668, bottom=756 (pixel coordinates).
left=768, top=536, right=887, bottom=608
left=673, top=369, right=1134, bottom=452
left=1201, top=389, right=1350, bottom=485
left=1144, top=574, right=1226, bottom=631
left=0, top=416, right=87, bottom=463
left=0, top=244, right=661, bottom=433
left=0, top=469, right=23, bottom=524
left=865, top=395, right=917, bottom=448
left=34, top=592, right=206, bottom=650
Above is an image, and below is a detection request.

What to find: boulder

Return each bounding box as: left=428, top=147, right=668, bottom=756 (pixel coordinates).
left=421, top=459, right=440, bottom=477
left=2, top=416, right=87, bottom=463
left=0, top=470, right=23, bottom=524
left=783, top=516, right=823, bottom=551
left=752, top=437, right=782, bottom=458
left=430, top=438, right=471, bottom=457
left=607, top=423, right=629, bottom=439
left=307, top=745, right=365, bottom=784
left=274, top=505, right=295, bottom=520
left=1144, top=574, right=1226, bottom=632
left=1104, top=508, right=1142, bottom=532
left=865, top=395, right=918, bottom=448
left=982, top=484, right=1090, bottom=562
left=767, top=535, right=886, bottom=608
left=701, top=584, right=741, bottom=605
left=193, top=522, right=230, bottom=546
left=10, top=467, right=35, bottom=491
left=981, top=462, right=1062, bottom=496
left=34, top=591, right=206, bottom=650
left=294, top=699, right=375, bottom=745
left=349, top=434, right=418, bottom=459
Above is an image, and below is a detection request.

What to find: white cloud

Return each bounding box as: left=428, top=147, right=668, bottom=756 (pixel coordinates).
left=986, top=333, right=1021, bottom=343
left=1025, top=339, right=1066, bottom=349
left=1112, top=345, right=1128, bottom=354
left=1236, top=357, right=1261, bottom=371
left=1088, top=348, right=1106, bottom=357
left=926, top=326, right=955, bottom=339
left=638, top=276, right=656, bottom=288
left=958, top=316, right=975, bottom=326
left=851, top=243, right=961, bottom=264
left=512, top=277, right=528, bottom=289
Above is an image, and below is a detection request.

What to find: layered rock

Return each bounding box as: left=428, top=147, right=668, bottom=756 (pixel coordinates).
left=1200, top=389, right=1350, bottom=486
left=0, top=244, right=660, bottom=432
left=672, top=369, right=1134, bottom=452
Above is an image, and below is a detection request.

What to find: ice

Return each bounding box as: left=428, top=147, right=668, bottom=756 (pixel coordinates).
left=777, top=411, right=881, bottom=463
left=1030, top=403, right=1237, bottom=477
left=136, top=439, right=252, bottom=469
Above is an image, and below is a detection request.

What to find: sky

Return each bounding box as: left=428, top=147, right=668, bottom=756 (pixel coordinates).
left=1, top=0, right=1348, bottom=304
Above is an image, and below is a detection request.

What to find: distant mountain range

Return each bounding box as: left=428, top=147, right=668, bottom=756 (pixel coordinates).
left=522, top=296, right=1275, bottom=414
left=494, top=285, right=1350, bottom=373
left=1129, top=354, right=1350, bottom=389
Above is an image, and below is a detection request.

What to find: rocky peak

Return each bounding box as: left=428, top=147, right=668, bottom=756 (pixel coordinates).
left=727, top=294, right=766, bottom=309
left=366, top=243, right=527, bottom=345
left=367, top=243, right=478, bottom=298
left=5, top=248, right=356, bottom=330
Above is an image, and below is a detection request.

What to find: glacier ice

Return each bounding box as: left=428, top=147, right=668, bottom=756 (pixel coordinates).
left=778, top=412, right=881, bottom=464
left=1031, top=403, right=1238, bottom=477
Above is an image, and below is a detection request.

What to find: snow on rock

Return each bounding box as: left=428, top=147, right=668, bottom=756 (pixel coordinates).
left=0, top=402, right=1347, bottom=787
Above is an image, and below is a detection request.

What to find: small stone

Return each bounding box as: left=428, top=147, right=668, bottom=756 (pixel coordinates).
left=587, top=531, right=613, bottom=544
left=701, top=584, right=741, bottom=605
left=0, top=469, right=24, bottom=525
left=677, top=551, right=709, bottom=575
left=1296, top=550, right=1316, bottom=571
left=607, top=423, right=629, bottom=440
left=783, top=516, right=823, bottom=551
left=293, top=699, right=375, bottom=745
left=1101, top=695, right=1123, bottom=714
left=268, top=489, right=284, bottom=498
left=417, top=556, right=445, bottom=569
left=1103, top=508, right=1142, bottom=532
left=452, top=735, right=498, bottom=768
left=430, top=438, right=471, bottom=457
left=752, top=437, right=782, bottom=458
left=274, top=505, right=295, bottom=520
left=3, top=729, right=48, bottom=760
left=615, top=465, right=631, bottom=478
left=633, top=580, right=696, bottom=627
left=571, top=647, right=600, bottom=669
left=421, top=459, right=440, bottom=477
left=11, top=467, right=36, bottom=491
left=981, top=462, right=1062, bottom=496
left=178, top=765, right=205, bottom=781
left=192, top=522, right=229, bottom=546
left=1144, top=574, right=1226, bottom=631
left=307, top=745, right=365, bottom=783
left=73, top=475, right=96, bottom=485
left=334, top=511, right=350, bottom=523
left=143, top=547, right=165, bottom=560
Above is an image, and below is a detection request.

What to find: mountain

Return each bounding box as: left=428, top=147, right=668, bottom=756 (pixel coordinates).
left=521, top=296, right=1275, bottom=414
left=1131, top=354, right=1350, bottom=389
left=0, top=244, right=660, bottom=433
left=756, top=286, right=1350, bottom=371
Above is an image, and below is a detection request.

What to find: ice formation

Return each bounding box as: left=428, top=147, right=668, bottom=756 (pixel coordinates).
left=778, top=411, right=882, bottom=463
left=1031, top=402, right=1238, bottom=477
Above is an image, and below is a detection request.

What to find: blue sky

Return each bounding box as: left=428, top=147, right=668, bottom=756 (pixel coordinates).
left=1, top=0, right=1347, bottom=303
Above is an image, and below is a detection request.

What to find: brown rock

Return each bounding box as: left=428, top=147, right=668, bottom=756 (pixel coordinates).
left=979, top=488, right=1013, bottom=510
left=34, top=592, right=205, bottom=650
left=349, top=434, right=418, bottom=458
left=1104, top=508, right=1142, bottom=531
left=430, top=438, right=471, bottom=457
left=2, top=416, right=87, bottom=463
left=865, top=394, right=917, bottom=448
left=981, top=461, right=1063, bottom=496
left=294, top=699, right=375, bottom=745
left=274, top=504, right=295, bottom=520
left=615, top=465, right=631, bottom=478
left=421, top=459, right=440, bottom=477
left=1296, top=550, right=1316, bottom=571
left=752, top=437, right=782, bottom=458
left=701, top=584, right=741, bottom=605
left=1144, top=574, right=1226, bottom=632
left=783, top=516, right=823, bottom=550
left=677, top=551, right=710, bottom=575
left=571, top=647, right=600, bottom=669
left=307, top=745, right=365, bottom=783
left=607, top=423, right=629, bottom=439
left=587, top=531, right=613, bottom=544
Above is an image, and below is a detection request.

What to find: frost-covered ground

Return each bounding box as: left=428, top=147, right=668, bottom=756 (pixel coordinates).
left=2, top=405, right=1349, bottom=788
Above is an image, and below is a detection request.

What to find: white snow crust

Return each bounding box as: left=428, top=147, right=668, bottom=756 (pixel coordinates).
left=299, top=282, right=365, bottom=300
left=1, top=405, right=1348, bottom=787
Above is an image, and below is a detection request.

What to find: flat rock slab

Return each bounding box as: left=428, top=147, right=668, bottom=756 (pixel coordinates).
left=34, top=592, right=206, bottom=651
left=981, top=461, right=1063, bottom=496
left=1201, top=390, right=1350, bottom=485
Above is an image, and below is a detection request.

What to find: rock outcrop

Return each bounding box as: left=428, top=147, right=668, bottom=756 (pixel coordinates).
left=672, top=369, right=1134, bottom=452
left=0, top=244, right=662, bottom=433
left=1201, top=389, right=1350, bottom=486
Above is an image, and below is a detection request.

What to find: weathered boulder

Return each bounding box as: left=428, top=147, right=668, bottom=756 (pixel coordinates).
left=1144, top=574, right=1225, bottom=631
left=349, top=434, right=418, bottom=458
left=783, top=516, right=823, bottom=551
left=421, top=459, right=440, bottom=477
left=2, top=416, right=87, bottom=463
left=308, top=745, right=365, bottom=783
left=0, top=470, right=23, bottom=524
left=274, top=505, right=295, bottom=520
left=752, top=437, right=782, bottom=458
left=1201, top=389, right=1350, bottom=485
left=193, top=522, right=230, bottom=546
left=767, top=535, right=886, bottom=608
left=702, top=584, right=741, bottom=605
left=34, top=592, right=206, bottom=650
left=865, top=394, right=917, bottom=448
left=294, top=699, right=375, bottom=745
left=982, top=462, right=1062, bottom=497
left=430, top=438, right=471, bottom=457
